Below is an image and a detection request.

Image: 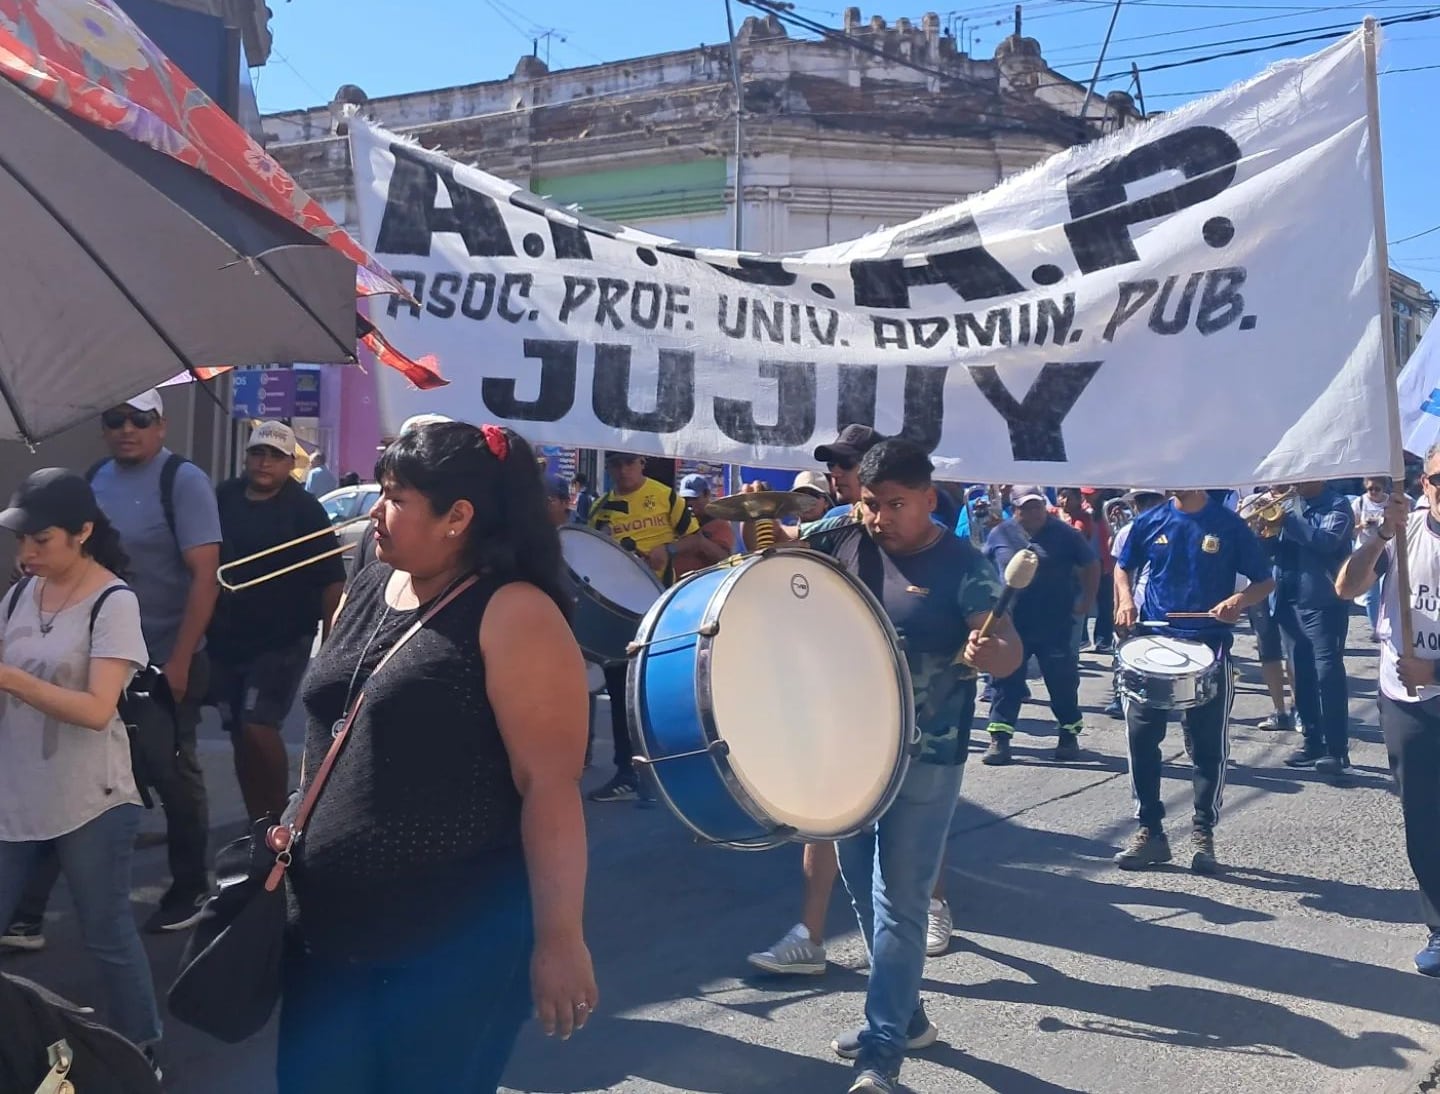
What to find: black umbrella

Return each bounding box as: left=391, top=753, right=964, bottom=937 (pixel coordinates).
left=0, top=78, right=361, bottom=442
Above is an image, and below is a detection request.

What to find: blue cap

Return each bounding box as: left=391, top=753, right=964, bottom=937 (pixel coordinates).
left=543, top=474, right=570, bottom=499
left=678, top=473, right=712, bottom=498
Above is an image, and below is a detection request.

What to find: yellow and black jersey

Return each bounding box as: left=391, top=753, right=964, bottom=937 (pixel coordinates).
left=588, top=478, right=695, bottom=578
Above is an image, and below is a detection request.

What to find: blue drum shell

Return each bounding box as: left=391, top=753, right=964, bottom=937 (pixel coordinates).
left=628, top=566, right=773, bottom=846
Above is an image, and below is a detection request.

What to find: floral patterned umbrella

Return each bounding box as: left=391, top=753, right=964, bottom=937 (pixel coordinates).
left=0, top=0, right=442, bottom=443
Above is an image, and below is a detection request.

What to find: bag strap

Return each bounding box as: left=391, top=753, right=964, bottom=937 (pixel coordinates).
left=263, top=573, right=479, bottom=891
left=5, top=575, right=33, bottom=623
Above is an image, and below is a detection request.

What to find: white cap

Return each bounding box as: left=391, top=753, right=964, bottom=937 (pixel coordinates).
left=400, top=413, right=452, bottom=434
left=125, top=389, right=164, bottom=416
left=246, top=420, right=296, bottom=455
left=791, top=469, right=833, bottom=501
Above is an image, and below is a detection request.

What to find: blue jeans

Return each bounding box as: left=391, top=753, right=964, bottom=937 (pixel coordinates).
left=1365, top=582, right=1382, bottom=632
left=838, top=760, right=964, bottom=1077
left=1274, top=600, right=1351, bottom=759
left=0, top=804, right=161, bottom=1046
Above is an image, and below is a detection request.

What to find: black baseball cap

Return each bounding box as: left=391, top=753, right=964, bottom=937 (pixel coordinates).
left=604, top=450, right=642, bottom=465
left=0, top=468, right=101, bottom=535
left=814, top=424, right=885, bottom=465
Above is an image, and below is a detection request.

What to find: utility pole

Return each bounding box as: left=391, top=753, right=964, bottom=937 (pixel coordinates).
left=1130, top=61, right=1147, bottom=118
left=1015, top=4, right=1022, bottom=38
left=1080, top=0, right=1123, bottom=128
left=723, top=0, right=745, bottom=250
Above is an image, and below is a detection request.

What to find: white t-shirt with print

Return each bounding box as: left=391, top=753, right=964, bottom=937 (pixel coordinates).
left=1378, top=512, right=1440, bottom=704
left=0, top=580, right=148, bottom=840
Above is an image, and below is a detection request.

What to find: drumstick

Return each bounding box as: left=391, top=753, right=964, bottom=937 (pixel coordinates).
left=1166, top=611, right=1237, bottom=622
left=958, top=549, right=1039, bottom=668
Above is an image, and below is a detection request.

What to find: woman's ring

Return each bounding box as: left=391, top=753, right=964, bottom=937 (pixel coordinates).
left=575, top=1002, right=590, bottom=1012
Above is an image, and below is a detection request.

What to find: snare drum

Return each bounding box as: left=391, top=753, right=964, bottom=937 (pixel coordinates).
left=628, top=551, right=914, bottom=849
left=558, top=526, right=664, bottom=665
left=1116, top=634, right=1221, bottom=710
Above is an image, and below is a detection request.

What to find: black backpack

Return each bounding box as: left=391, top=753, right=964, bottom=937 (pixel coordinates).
left=0, top=973, right=160, bottom=1094
left=3, top=580, right=179, bottom=808
left=85, top=454, right=187, bottom=545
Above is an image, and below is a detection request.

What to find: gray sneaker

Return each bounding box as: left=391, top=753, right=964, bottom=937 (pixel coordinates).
left=833, top=1003, right=938, bottom=1060
left=746, top=924, right=826, bottom=976
left=849, top=1070, right=898, bottom=1094
left=1115, top=827, right=1173, bottom=871
left=925, top=899, right=953, bottom=957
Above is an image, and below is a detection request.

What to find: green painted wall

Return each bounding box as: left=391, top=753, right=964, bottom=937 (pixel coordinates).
left=531, top=160, right=726, bottom=222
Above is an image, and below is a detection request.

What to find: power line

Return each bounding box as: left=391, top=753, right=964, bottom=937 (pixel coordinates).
left=1042, top=1, right=1432, bottom=60
left=1097, top=6, right=1440, bottom=78
left=1054, top=8, right=1440, bottom=70
left=1392, top=223, right=1440, bottom=246
left=1386, top=61, right=1440, bottom=71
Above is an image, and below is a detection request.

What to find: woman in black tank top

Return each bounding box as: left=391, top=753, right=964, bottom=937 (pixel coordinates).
left=279, top=423, right=596, bottom=1094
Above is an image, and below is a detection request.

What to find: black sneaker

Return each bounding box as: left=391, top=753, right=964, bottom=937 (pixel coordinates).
left=587, top=773, right=639, bottom=803
left=1190, top=827, right=1218, bottom=874
left=1054, top=730, right=1081, bottom=761
left=1314, top=755, right=1352, bottom=779
left=143, top=891, right=208, bottom=934
left=1283, top=746, right=1323, bottom=769
left=0, top=917, right=45, bottom=951
left=1115, top=827, right=1172, bottom=870
left=982, top=732, right=1013, bottom=766
left=143, top=1044, right=163, bottom=1082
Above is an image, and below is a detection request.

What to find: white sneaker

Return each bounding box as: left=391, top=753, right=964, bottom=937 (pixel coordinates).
left=926, top=899, right=953, bottom=957
left=746, top=923, right=827, bottom=975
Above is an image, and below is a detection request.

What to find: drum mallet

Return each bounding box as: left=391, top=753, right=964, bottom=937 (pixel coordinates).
left=959, top=548, right=1039, bottom=667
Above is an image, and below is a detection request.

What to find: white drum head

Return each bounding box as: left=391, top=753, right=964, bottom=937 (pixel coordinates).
left=558, top=526, right=662, bottom=614
left=707, top=554, right=906, bottom=837
left=1118, top=635, right=1216, bottom=676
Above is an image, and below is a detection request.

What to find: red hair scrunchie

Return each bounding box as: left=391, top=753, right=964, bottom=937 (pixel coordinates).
left=480, top=424, right=510, bottom=461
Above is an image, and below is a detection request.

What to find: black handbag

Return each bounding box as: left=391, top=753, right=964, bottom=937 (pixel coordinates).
left=166, top=576, right=478, bottom=1043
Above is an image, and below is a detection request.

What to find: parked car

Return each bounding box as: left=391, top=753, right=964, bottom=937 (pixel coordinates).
left=320, top=483, right=381, bottom=565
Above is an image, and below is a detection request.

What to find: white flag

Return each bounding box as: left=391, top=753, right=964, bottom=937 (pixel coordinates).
left=1398, top=324, right=1440, bottom=459
left=350, top=28, right=1394, bottom=486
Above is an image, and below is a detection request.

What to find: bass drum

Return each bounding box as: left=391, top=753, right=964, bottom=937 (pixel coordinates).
left=558, top=525, right=664, bottom=666
left=628, top=551, right=914, bottom=848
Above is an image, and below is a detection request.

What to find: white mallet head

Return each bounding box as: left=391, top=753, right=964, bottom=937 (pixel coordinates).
left=1004, top=548, right=1040, bottom=590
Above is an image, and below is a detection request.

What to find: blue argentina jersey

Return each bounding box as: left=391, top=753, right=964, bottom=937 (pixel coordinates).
left=1118, top=498, right=1270, bottom=641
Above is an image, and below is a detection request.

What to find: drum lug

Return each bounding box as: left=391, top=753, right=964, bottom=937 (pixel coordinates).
left=632, top=738, right=732, bottom=768
left=626, top=621, right=719, bottom=657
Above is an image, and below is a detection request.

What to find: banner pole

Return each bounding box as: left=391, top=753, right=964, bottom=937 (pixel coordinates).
left=1363, top=17, right=1418, bottom=677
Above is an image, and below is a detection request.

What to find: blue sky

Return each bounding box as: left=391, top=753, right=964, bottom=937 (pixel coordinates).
left=254, top=1, right=1440, bottom=292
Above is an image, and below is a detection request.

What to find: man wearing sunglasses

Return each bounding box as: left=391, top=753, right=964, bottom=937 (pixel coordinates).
left=92, top=391, right=221, bottom=930
left=1337, top=455, right=1440, bottom=976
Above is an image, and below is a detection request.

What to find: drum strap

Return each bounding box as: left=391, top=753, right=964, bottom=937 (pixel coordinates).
left=855, top=534, right=887, bottom=604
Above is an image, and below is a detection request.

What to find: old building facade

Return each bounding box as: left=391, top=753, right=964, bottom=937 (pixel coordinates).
left=264, top=8, right=1142, bottom=471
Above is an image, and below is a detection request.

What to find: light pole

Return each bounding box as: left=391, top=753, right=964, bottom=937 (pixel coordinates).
left=723, top=0, right=745, bottom=250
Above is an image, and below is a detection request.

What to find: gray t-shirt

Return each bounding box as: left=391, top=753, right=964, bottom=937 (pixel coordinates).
left=91, top=449, right=222, bottom=664
left=0, top=580, right=149, bottom=840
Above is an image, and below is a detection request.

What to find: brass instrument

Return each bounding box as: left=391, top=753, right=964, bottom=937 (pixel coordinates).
left=1237, top=487, right=1297, bottom=538
left=216, top=515, right=367, bottom=592
left=1102, top=498, right=1133, bottom=532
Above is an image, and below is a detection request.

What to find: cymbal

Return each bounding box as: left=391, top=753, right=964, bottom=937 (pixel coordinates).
left=706, top=490, right=815, bottom=521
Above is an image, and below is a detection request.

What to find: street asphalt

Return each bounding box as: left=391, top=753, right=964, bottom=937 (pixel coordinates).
left=4, top=610, right=1437, bottom=1094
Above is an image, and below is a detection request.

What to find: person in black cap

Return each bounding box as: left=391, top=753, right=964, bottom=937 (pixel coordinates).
left=815, top=424, right=886, bottom=519
left=0, top=469, right=163, bottom=1068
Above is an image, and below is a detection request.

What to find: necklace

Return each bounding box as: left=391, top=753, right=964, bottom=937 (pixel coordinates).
left=37, top=566, right=91, bottom=636
left=334, top=601, right=392, bottom=739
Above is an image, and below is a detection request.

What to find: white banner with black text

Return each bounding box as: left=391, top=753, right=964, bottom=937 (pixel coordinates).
left=350, top=29, right=1393, bottom=486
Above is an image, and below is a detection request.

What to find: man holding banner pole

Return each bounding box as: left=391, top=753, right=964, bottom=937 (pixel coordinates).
left=1336, top=464, right=1440, bottom=975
